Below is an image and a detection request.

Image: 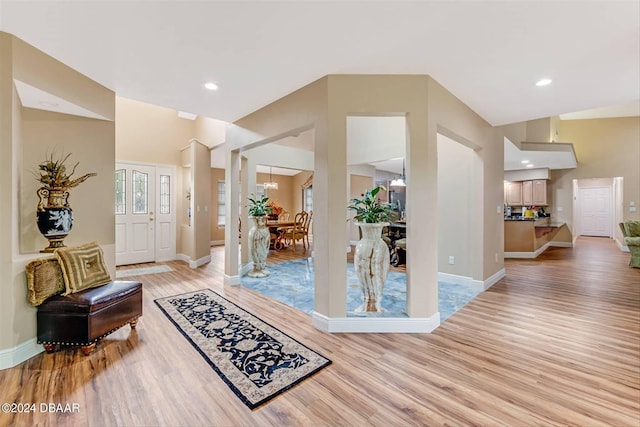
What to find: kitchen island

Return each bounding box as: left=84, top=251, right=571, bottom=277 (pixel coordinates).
left=504, top=217, right=572, bottom=258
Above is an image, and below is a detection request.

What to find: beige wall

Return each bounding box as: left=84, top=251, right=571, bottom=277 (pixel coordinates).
left=438, top=135, right=475, bottom=277
left=551, top=117, right=640, bottom=235
left=427, top=78, right=504, bottom=287
left=1, top=32, right=17, bottom=352
left=116, top=97, right=195, bottom=166
left=227, top=74, right=502, bottom=323
left=1, top=32, right=115, bottom=359
left=210, top=168, right=225, bottom=243
left=193, top=141, right=212, bottom=262
left=20, top=109, right=115, bottom=253
left=257, top=172, right=295, bottom=216
left=116, top=97, right=227, bottom=258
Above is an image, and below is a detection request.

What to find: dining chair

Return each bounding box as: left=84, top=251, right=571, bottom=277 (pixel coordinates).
left=301, top=210, right=313, bottom=250
left=279, top=212, right=290, bottom=221
left=282, top=211, right=308, bottom=251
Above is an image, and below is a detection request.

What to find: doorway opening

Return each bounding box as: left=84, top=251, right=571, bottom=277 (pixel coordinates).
left=573, top=177, right=623, bottom=240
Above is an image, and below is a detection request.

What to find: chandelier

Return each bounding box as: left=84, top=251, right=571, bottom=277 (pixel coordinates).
left=263, top=166, right=278, bottom=190
left=390, top=158, right=406, bottom=187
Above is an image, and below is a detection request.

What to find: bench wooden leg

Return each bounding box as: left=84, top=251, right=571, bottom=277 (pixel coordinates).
left=130, top=318, right=139, bottom=329
left=80, top=343, right=96, bottom=356
left=43, top=344, right=58, bottom=353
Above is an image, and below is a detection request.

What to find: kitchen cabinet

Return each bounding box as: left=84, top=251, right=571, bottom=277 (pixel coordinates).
left=522, top=181, right=533, bottom=206
left=505, top=181, right=523, bottom=206
left=532, top=179, right=547, bottom=205
left=505, top=179, right=548, bottom=206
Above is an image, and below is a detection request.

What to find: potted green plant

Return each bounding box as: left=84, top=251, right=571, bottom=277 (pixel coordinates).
left=248, top=194, right=273, bottom=217
left=35, top=151, right=97, bottom=252
left=247, top=193, right=272, bottom=277
left=347, top=185, right=394, bottom=312
left=347, top=185, right=393, bottom=223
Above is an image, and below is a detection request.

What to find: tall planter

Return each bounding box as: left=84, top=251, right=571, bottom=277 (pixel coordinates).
left=248, top=215, right=270, bottom=277
left=354, top=222, right=390, bottom=312
left=36, top=187, right=73, bottom=253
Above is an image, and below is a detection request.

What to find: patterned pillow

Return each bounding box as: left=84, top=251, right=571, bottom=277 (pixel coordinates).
left=55, top=242, right=112, bottom=295
left=25, top=257, right=65, bottom=306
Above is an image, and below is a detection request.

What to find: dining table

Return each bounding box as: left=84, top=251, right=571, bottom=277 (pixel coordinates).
left=266, top=220, right=296, bottom=250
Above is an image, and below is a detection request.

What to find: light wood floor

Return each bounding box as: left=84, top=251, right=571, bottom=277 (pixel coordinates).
left=1, top=237, right=638, bottom=426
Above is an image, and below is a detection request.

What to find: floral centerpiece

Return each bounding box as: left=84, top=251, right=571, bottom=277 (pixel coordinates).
left=266, top=200, right=284, bottom=220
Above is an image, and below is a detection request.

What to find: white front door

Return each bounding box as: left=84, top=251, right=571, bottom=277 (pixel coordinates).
left=115, top=163, right=177, bottom=266
left=579, top=186, right=612, bottom=237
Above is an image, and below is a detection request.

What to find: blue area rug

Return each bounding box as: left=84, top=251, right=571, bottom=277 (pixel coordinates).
left=240, top=258, right=482, bottom=321
left=155, top=289, right=332, bottom=409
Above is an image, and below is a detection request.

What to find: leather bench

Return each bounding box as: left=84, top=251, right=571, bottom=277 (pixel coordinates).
left=37, top=280, right=143, bottom=355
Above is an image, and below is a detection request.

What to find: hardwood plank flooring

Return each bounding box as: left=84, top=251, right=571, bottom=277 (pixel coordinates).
left=0, top=236, right=638, bottom=426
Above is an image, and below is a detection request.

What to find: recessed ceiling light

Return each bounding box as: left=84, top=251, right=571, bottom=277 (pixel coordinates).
left=535, top=78, right=552, bottom=87
left=526, top=164, right=534, bottom=168
left=204, top=82, right=219, bottom=91
left=177, top=111, right=198, bottom=120
left=521, top=160, right=530, bottom=164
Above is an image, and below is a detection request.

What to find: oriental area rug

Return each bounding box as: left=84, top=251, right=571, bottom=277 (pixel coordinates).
left=154, top=289, right=332, bottom=409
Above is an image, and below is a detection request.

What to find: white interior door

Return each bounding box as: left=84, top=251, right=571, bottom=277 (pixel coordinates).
left=579, top=186, right=612, bottom=237
left=116, top=163, right=156, bottom=265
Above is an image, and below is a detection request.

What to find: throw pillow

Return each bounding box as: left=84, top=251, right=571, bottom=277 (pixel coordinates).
left=25, top=257, right=65, bottom=306
left=625, top=220, right=640, bottom=237
left=55, top=242, right=112, bottom=295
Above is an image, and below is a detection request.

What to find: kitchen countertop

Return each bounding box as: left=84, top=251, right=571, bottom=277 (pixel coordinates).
left=504, top=217, right=550, bottom=221
left=504, top=217, right=565, bottom=228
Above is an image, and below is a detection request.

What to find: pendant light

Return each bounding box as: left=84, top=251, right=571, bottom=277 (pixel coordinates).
left=390, top=158, right=406, bottom=187
left=263, top=166, right=279, bottom=190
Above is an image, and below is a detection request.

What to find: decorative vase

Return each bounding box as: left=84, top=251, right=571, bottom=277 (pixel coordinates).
left=354, top=222, right=390, bottom=312
left=248, top=215, right=270, bottom=277
left=36, top=187, right=73, bottom=253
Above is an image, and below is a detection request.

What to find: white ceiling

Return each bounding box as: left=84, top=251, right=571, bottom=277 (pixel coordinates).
left=1, top=1, right=638, bottom=126
left=504, top=139, right=577, bottom=171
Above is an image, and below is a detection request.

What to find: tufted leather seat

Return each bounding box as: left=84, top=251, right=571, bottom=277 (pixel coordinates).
left=37, top=280, right=142, bottom=355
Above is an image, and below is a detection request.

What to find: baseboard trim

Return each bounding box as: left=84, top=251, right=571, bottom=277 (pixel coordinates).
left=505, top=251, right=539, bottom=259
left=224, top=274, right=240, bottom=286
left=505, top=242, right=550, bottom=259
left=505, top=240, right=573, bottom=259
left=175, top=253, right=189, bottom=263
left=549, top=241, right=573, bottom=248
left=311, top=312, right=440, bottom=333
left=189, top=255, right=211, bottom=269
left=0, top=338, right=42, bottom=370
left=437, top=272, right=484, bottom=292
left=210, top=240, right=225, bottom=246
left=437, top=269, right=505, bottom=292
left=483, top=268, right=505, bottom=290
